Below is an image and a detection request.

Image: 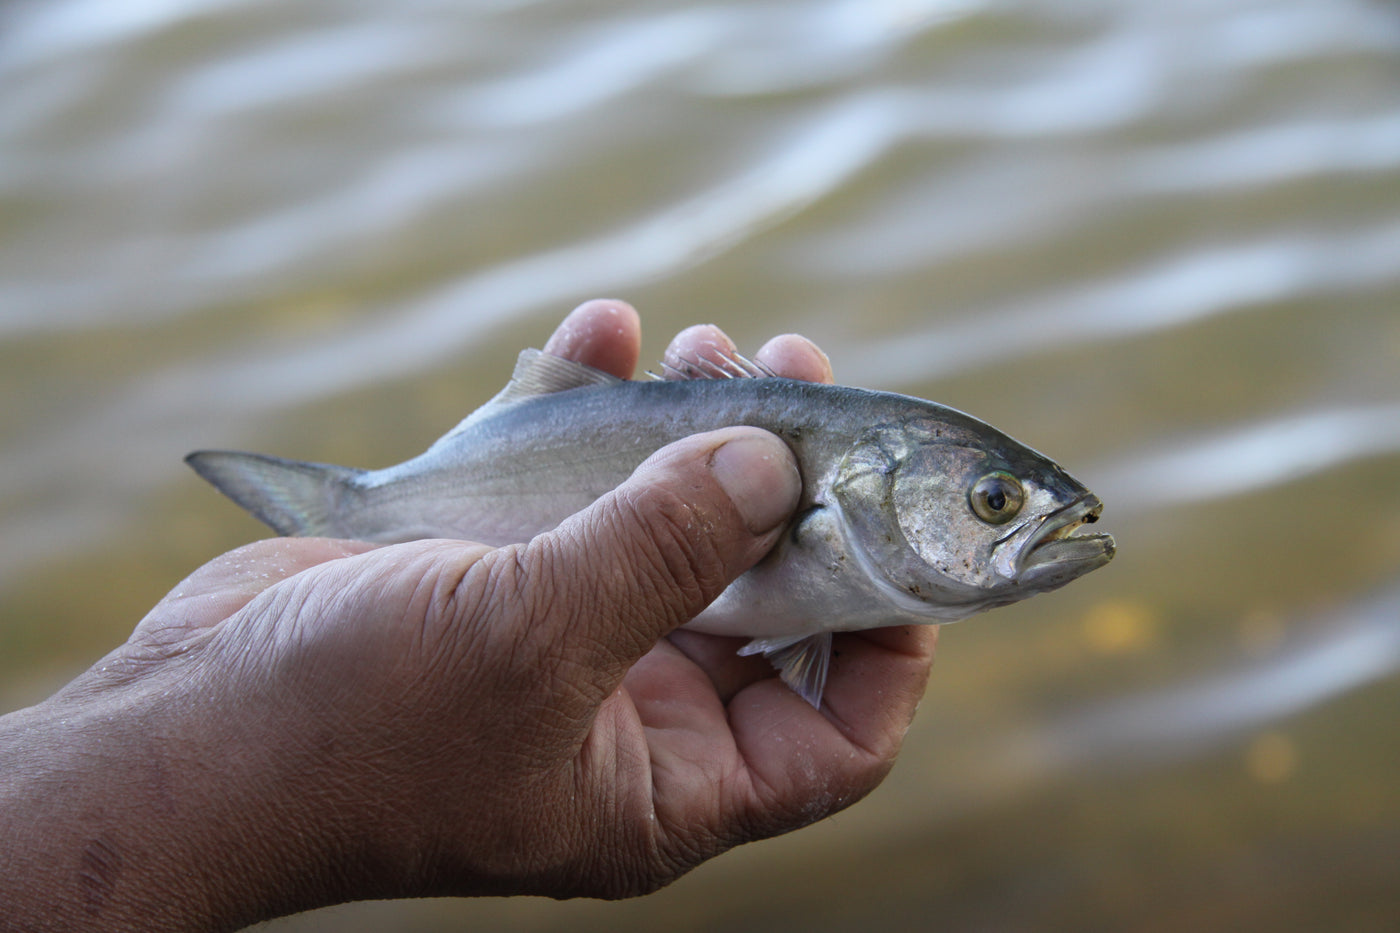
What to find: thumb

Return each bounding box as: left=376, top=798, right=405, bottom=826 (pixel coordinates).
left=516, top=426, right=800, bottom=701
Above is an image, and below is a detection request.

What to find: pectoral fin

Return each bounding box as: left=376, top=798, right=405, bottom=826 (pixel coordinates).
left=738, top=632, right=833, bottom=708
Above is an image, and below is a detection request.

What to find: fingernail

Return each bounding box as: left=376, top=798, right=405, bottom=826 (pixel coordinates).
left=710, top=432, right=801, bottom=535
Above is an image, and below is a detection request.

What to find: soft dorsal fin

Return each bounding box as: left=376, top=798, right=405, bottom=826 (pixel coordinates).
left=433, top=349, right=623, bottom=449
left=498, top=348, right=622, bottom=400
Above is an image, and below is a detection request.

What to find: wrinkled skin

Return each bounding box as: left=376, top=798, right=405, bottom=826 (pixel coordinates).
left=0, top=300, right=937, bottom=932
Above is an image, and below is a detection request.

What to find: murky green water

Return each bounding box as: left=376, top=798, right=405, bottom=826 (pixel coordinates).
left=4, top=0, right=1399, bottom=929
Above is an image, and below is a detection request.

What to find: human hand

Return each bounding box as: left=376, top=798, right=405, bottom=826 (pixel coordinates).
left=0, top=300, right=937, bottom=931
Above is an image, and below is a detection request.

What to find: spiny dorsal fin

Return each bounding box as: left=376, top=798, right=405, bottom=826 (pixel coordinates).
left=433, top=349, right=623, bottom=448
left=645, top=348, right=777, bottom=381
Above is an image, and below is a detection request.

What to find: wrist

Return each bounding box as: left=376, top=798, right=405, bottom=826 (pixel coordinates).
left=0, top=687, right=203, bottom=929
left=0, top=661, right=326, bottom=931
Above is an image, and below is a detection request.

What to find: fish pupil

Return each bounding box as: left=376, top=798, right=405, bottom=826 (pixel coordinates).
left=969, top=471, right=1025, bottom=525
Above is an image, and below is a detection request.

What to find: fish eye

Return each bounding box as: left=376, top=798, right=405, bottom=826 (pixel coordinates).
left=969, top=471, right=1025, bottom=525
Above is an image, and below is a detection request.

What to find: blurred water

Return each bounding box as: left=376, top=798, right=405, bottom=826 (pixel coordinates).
left=1010, top=580, right=1400, bottom=770
left=3, top=0, right=1399, bottom=929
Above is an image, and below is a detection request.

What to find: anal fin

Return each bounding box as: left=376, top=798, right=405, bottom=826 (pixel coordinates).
left=738, top=632, right=833, bottom=708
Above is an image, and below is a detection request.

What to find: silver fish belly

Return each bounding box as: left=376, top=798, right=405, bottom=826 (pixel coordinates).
left=187, top=348, right=1115, bottom=705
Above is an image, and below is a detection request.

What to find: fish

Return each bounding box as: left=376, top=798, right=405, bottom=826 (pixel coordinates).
left=186, top=346, right=1115, bottom=706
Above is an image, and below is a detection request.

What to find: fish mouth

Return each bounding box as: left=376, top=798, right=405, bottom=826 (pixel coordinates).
left=1015, top=493, right=1116, bottom=587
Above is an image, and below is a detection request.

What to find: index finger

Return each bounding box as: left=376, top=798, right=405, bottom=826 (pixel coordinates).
left=133, top=538, right=379, bottom=647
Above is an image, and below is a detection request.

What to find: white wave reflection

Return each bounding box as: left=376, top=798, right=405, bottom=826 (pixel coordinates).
left=690, top=0, right=986, bottom=96
left=800, top=105, right=1400, bottom=285
left=1008, top=582, right=1400, bottom=772
left=0, top=0, right=247, bottom=73
left=840, top=220, right=1400, bottom=390
left=171, top=93, right=899, bottom=409
left=432, top=10, right=724, bottom=128
left=1129, top=110, right=1400, bottom=195
left=1094, top=403, right=1400, bottom=514
left=177, top=140, right=530, bottom=284
left=164, top=21, right=440, bottom=118
left=1193, top=0, right=1400, bottom=70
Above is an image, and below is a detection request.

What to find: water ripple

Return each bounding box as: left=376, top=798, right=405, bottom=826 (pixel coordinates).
left=1008, top=581, right=1400, bottom=771
left=1128, top=111, right=1400, bottom=196
left=169, top=91, right=899, bottom=409
left=429, top=10, right=724, bottom=129
left=839, top=220, right=1400, bottom=389
left=0, top=93, right=901, bottom=588
left=1094, top=403, right=1400, bottom=514
left=164, top=20, right=442, bottom=119
left=0, top=0, right=247, bottom=73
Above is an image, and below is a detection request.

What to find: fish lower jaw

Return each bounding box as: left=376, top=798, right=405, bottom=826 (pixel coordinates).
left=1015, top=532, right=1116, bottom=590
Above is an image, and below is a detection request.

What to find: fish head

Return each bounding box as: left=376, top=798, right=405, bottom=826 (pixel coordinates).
left=829, top=414, right=1115, bottom=620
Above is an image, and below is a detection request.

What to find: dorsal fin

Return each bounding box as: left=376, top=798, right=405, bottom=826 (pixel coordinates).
left=645, top=348, right=776, bottom=381
left=432, top=349, right=622, bottom=449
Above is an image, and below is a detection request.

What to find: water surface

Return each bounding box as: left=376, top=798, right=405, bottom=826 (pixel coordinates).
left=3, top=0, right=1399, bottom=929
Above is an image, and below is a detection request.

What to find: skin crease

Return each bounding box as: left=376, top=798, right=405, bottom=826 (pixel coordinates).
left=0, top=299, right=937, bottom=932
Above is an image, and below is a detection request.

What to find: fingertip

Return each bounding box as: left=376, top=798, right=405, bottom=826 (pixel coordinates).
left=663, top=325, right=736, bottom=377
left=543, top=299, right=641, bottom=378
left=755, top=335, right=834, bottom=384
left=631, top=425, right=799, bottom=539
left=708, top=429, right=801, bottom=535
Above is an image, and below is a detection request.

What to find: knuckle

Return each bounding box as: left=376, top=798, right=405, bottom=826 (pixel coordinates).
left=578, top=826, right=707, bottom=900
left=420, top=548, right=564, bottom=719
left=466, top=541, right=618, bottom=718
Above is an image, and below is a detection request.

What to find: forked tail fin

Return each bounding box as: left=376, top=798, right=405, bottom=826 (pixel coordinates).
left=185, top=450, right=365, bottom=537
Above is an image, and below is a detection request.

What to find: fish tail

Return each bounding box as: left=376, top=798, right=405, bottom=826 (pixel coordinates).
left=185, top=450, right=365, bottom=537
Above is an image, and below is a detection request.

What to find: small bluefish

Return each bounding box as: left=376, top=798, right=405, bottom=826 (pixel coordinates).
left=187, top=347, right=1115, bottom=706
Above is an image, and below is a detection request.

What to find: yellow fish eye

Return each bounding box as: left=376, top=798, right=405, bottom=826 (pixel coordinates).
left=969, top=471, right=1025, bottom=525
